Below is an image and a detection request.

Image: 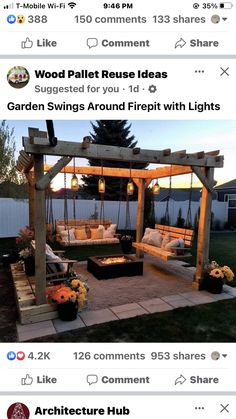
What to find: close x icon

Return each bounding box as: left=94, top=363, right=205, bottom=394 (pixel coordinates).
left=220, top=403, right=230, bottom=413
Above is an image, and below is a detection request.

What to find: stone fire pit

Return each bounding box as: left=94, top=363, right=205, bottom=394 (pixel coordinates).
left=87, top=255, right=143, bottom=280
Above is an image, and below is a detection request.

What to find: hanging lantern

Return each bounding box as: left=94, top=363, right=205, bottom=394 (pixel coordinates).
left=71, top=157, right=79, bottom=190
left=98, top=177, right=106, bottom=194
left=127, top=162, right=134, bottom=196
left=71, top=174, right=79, bottom=190
left=127, top=180, right=134, bottom=196
left=153, top=180, right=160, bottom=195
left=98, top=160, right=105, bottom=194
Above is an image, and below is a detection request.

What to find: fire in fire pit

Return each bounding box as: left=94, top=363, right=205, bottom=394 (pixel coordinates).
left=98, top=256, right=130, bottom=265
left=87, top=254, right=143, bottom=280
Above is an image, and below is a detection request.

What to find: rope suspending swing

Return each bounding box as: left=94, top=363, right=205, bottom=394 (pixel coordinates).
left=45, top=155, right=54, bottom=241
left=99, top=160, right=105, bottom=223
left=63, top=168, right=70, bottom=243
left=124, top=162, right=133, bottom=236
left=185, top=172, right=193, bottom=228
left=163, top=165, right=172, bottom=226
left=116, top=177, right=123, bottom=229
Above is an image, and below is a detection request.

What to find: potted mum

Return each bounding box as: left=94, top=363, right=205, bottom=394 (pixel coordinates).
left=203, top=260, right=234, bottom=294
left=120, top=234, right=133, bottom=254
left=46, top=277, right=88, bottom=321
left=19, top=248, right=35, bottom=276
left=17, top=227, right=35, bottom=276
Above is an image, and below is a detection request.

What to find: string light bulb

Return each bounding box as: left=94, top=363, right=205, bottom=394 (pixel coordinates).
left=127, top=162, right=134, bottom=196
left=71, top=174, right=79, bottom=190
left=98, top=177, right=106, bottom=194
left=71, top=157, right=79, bottom=190
left=127, top=180, right=134, bottom=195
left=153, top=180, right=160, bottom=195
left=98, top=160, right=105, bottom=193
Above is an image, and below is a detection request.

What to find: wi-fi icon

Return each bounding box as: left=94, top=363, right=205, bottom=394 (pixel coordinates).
left=68, top=2, right=76, bottom=8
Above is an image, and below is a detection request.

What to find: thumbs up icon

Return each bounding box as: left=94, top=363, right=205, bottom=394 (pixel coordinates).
left=21, top=374, right=33, bottom=385
left=21, top=38, right=33, bottom=49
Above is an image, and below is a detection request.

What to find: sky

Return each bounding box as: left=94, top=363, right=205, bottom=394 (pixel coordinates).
left=5, top=119, right=236, bottom=189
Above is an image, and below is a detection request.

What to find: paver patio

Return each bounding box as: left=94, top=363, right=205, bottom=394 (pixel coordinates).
left=15, top=255, right=236, bottom=341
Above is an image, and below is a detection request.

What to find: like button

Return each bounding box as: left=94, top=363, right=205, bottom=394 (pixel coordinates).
left=21, top=37, right=33, bottom=49
left=21, top=374, right=33, bottom=385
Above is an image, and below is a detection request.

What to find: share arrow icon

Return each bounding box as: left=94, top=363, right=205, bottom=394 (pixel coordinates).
left=175, top=374, right=187, bottom=385
left=175, top=38, right=186, bottom=49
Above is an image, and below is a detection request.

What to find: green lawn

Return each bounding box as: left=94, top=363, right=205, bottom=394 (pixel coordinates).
left=184, top=232, right=236, bottom=287
left=29, top=299, right=236, bottom=342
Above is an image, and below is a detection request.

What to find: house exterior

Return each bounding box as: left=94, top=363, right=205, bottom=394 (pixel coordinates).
left=215, top=179, right=236, bottom=227
left=154, top=187, right=202, bottom=202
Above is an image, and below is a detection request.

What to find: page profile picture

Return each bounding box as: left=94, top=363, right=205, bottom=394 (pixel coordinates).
left=7, top=66, right=30, bottom=88
left=7, top=402, right=30, bottom=419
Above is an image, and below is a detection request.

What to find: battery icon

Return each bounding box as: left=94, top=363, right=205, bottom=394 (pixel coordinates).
left=219, top=2, right=234, bottom=8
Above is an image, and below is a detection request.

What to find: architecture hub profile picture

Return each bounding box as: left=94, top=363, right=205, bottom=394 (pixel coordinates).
left=7, top=402, right=30, bottom=419
left=7, top=66, right=30, bottom=89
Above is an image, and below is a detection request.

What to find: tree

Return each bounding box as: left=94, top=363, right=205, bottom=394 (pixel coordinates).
left=0, top=120, right=18, bottom=183
left=144, top=187, right=156, bottom=230
left=176, top=208, right=185, bottom=228
left=82, top=120, right=148, bottom=200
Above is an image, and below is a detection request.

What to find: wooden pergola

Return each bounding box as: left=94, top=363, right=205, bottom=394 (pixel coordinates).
left=17, top=127, right=224, bottom=309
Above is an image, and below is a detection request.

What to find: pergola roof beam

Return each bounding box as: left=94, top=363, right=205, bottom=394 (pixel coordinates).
left=42, top=164, right=193, bottom=179
left=22, top=137, right=224, bottom=168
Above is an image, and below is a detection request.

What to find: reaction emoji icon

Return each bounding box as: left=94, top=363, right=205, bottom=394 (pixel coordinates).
left=17, top=15, right=25, bottom=24
left=7, top=15, right=16, bottom=24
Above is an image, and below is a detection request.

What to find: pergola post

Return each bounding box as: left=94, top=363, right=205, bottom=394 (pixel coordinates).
left=193, top=167, right=214, bottom=289
left=27, top=173, right=35, bottom=229
left=34, top=155, right=46, bottom=305
left=135, top=178, right=145, bottom=258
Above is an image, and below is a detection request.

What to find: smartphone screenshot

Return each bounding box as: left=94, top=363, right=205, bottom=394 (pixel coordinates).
left=0, top=0, right=235, bottom=417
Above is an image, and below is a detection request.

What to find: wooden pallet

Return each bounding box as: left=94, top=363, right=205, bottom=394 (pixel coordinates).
left=11, top=264, right=58, bottom=325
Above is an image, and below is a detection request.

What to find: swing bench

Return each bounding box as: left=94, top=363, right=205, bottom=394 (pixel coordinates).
left=133, top=224, right=194, bottom=261
left=133, top=171, right=195, bottom=262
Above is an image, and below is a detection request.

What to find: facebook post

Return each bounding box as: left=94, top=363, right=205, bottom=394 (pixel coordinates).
left=0, top=0, right=236, bottom=417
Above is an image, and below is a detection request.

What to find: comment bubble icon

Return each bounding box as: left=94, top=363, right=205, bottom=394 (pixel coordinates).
left=87, top=374, right=98, bottom=385
left=87, top=38, right=98, bottom=49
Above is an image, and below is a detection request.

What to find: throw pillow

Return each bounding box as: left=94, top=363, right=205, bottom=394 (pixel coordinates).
left=56, top=225, right=65, bottom=233
left=161, top=233, right=171, bottom=249
left=91, top=228, right=103, bottom=240
left=142, top=228, right=159, bottom=243
left=75, top=228, right=87, bottom=240
left=46, top=253, right=67, bottom=273
left=103, top=224, right=117, bottom=239
left=148, top=231, right=163, bottom=247
left=60, top=229, right=75, bottom=241
left=165, top=238, right=185, bottom=252
left=98, top=224, right=105, bottom=232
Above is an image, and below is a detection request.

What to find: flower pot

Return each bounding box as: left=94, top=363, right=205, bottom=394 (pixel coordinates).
left=24, top=255, right=35, bottom=276
left=57, top=301, right=78, bottom=321
left=203, top=274, right=223, bottom=294
left=120, top=237, right=133, bottom=254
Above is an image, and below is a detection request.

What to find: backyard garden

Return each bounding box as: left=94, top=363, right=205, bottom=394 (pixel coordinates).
left=1, top=120, right=235, bottom=342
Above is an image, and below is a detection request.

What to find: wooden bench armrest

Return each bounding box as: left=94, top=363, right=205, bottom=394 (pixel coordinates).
left=46, top=272, right=66, bottom=278
left=170, top=246, right=191, bottom=250
left=46, top=259, right=77, bottom=264
left=53, top=250, right=66, bottom=255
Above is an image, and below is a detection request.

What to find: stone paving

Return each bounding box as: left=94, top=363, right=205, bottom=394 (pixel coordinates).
left=16, top=284, right=236, bottom=342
